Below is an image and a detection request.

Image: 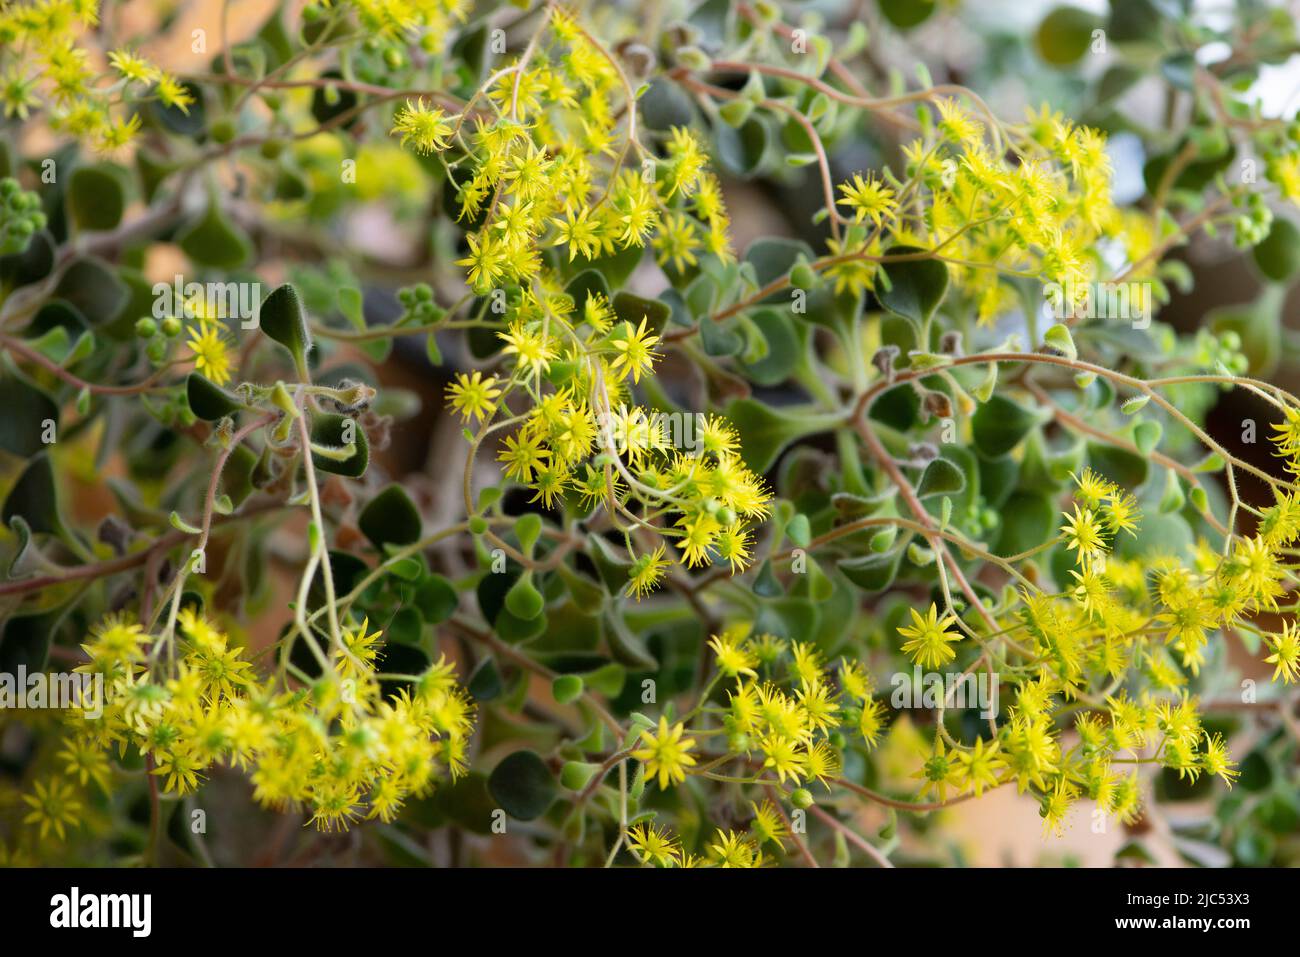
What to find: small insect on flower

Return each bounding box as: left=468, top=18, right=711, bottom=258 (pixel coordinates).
left=631, top=716, right=697, bottom=789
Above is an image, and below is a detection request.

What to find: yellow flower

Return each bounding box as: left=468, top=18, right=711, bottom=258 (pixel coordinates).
left=897, top=603, right=961, bottom=669
left=445, top=370, right=502, bottom=423
left=552, top=206, right=603, bottom=262
left=608, top=317, right=660, bottom=384
left=187, top=324, right=233, bottom=385
left=1061, top=504, right=1107, bottom=566
left=955, top=738, right=1005, bottom=796
left=836, top=171, right=897, bottom=227
left=708, top=632, right=758, bottom=679
left=1264, top=621, right=1300, bottom=683
left=22, top=777, right=83, bottom=842
left=632, top=716, right=697, bottom=789
left=498, top=322, right=555, bottom=377
left=108, top=49, right=159, bottom=85
left=708, top=828, right=761, bottom=867
left=627, top=822, right=679, bottom=866
left=156, top=74, right=194, bottom=114
left=913, top=736, right=963, bottom=802
left=497, top=429, right=550, bottom=483
left=390, top=99, right=453, bottom=154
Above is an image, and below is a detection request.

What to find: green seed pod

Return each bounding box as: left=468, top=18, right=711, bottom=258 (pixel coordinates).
left=789, top=262, right=819, bottom=290
left=211, top=118, right=236, bottom=144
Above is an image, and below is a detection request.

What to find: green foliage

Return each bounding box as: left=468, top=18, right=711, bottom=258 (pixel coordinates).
left=0, top=0, right=1297, bottom=873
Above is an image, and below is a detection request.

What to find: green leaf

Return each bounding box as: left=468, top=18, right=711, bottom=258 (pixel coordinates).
left=1159, top=469, right=1186, bottom=514
left=786, top=513, right=811, bottom=548
left=714, top=114, right=769, bottom=177
left=552, top=674, right=584, bottom=704
left=68, top=164, right=125, bottom=231
left=6, top=515, right=35, bottom=578
left=1042, top=322, right=1077, bottom=360
left=612, top=291, right=672, bottom=337
left=971, top=394, right=1040, bottom=458
left=560, top=760, right=600, bottom=791
left=1133, top=420, right=1163, bottom=456
left=916, top=456, right=966, bottom=498
left=879, top=0, right=935, bottom=28
left=745, top=237, right=815, bottom=286
left=838, top=546, right=905, bottom=592
left=2, top=453, right=61, bottom=536
left=739, top=307, right=802, bottom=386
left=337, top=286, right=365, bottom=330
left=1035, top=6, right=1102, bottom=66
left=995, top=490, right=1056, bottom=555
left=879, top=245, right=949, bottom=328
left=414, top=574, right=458, bottom=623
left=358, top=484, right=422, bottom=549
left=505, top=572, right=545, bottom=620
left=753, top=559, right=784, bottom=597
left=639, top=77, right=696, bottom=130
left=1087, top=442, right=1149, bottom=488
left=222, top=444, right=257, bottom=508
left=488, top=750, right=557, bottom=821
left=468, top=659, right=503, bottom=701
left=1253, top=217, right=1300, bottom=283
left=54, top=258, right=127, bottom=326
left=185, top=373, right=244, bottom=421
left=0, top=607, right=62, bottom=674
left=310, top=412, right=369, bottom=477
left=516, top=512, right=542, bottom=555
left=725, top=398, right=833, bottom=473
left=387, top=606, right=423, bottom=644
left=0, top=374, right=58, bottom=457
left=604, top=609, right=658, bottom=669
left=178, top=199, right=253, bottom=270
left=258, top=283, right=313, bottom=368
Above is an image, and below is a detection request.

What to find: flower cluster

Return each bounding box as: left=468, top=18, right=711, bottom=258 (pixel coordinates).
left=0, top=0, right=194, bottom=153
left=45, top=610, right=475, bottom=839
left=825, top=100, right=1137, bottom=325
left=421, top=8, right=768, bottom=595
